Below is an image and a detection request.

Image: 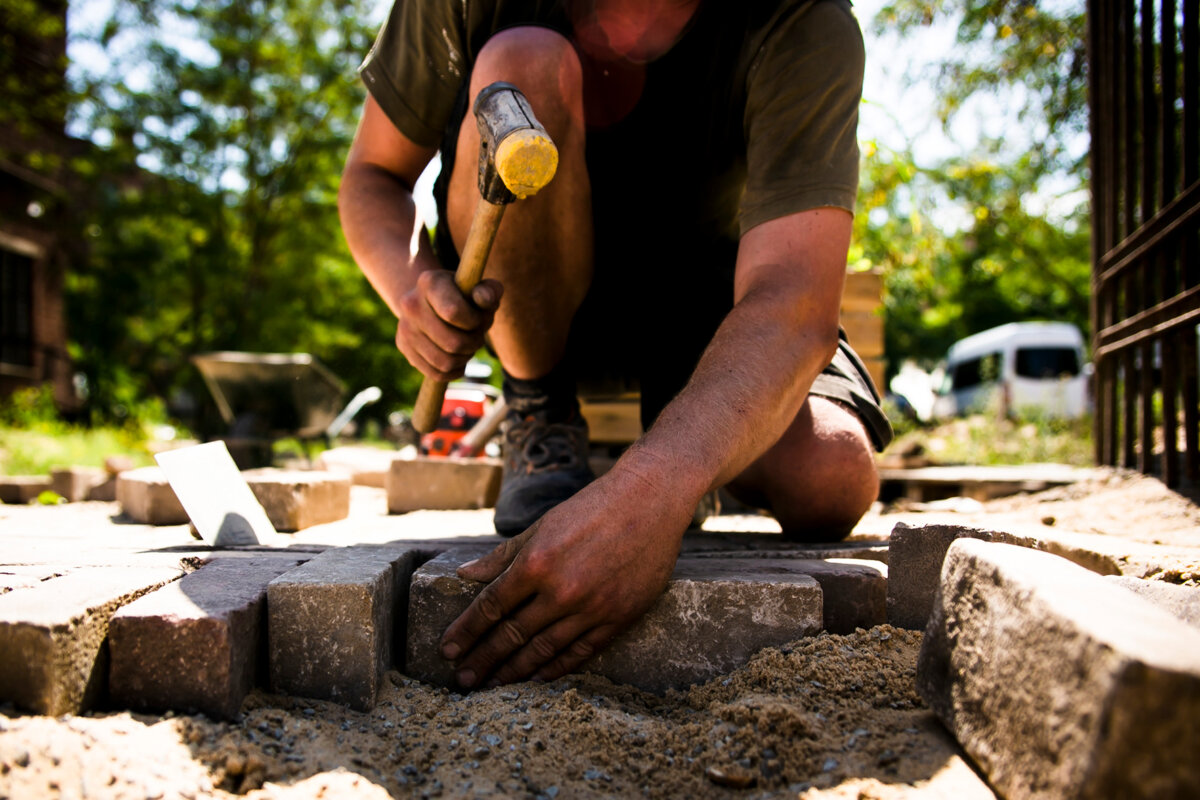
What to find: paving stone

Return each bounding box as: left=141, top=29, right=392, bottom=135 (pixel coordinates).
left=882, top=520, right=1132, bottom=631
left=117, top=466, right=188, bottom=525
left=50, top=467, right=109, bottom=503
left=267, top=544, right=427, bottom=710
left=0, top=565, right=184, bottom=715
left=316, top=446, right=398, bottom=488
left=689, top=555, right=886, bottom=634
left=0, top=476, right=52, bottom=505
left=918, top=538, right=1200, bottom=799
left=387, top=457, right=502, bottom=513
left=108, top=556, right=308, bottom=719
left=406, top=552, right=823, bottom=694
left=1104, top=575, right=1200, bottom=628
left=242, top=469, right=352, bottom=532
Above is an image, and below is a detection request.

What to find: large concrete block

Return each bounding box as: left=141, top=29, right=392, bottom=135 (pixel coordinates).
left=0, top=476, right=51, bottom=504
left=117, top=466, right=188, bottom=525
left=918, top=539, right=1200, bottom=799
left=242, top=469, right=351, bottom=532
left=267, top=544, right=425, bottom=710
left=108, top=556, right=306, bottom=719
left=407, top=553, right=823, bottom=694
left=0, top=566, right=184, bottom=715
left=387, top=457, right=502, bottom=513
left=49, top=467, right=112, bottom=503
left=1104, top=575, right=1200, bottom=628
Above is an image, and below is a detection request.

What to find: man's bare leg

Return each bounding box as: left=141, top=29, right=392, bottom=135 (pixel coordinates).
left=725, top=396, right=880, bottom=541
left=445, top=27, right=592, bottom=380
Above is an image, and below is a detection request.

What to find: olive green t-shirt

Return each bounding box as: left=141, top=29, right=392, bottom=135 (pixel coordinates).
left=359, top=0, right=865, bottom=237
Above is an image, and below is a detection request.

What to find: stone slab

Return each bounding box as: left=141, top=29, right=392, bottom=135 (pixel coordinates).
left=242, top=469, right=352, bottom=532
left=50, top=467, right=109, bottom=503
left=885, top=521, right=1129, bottom=631
left=918, top=539, right=1200, bottom=799
left=0, top=476, right=52, bottom=505
left=117, top=466, right=188, bottom=525
left=387, top=457, right=502, bottom=513
left=0, top=565, right=184, bottom=715
left=108, top=556, right=307, bottom=719
left=406, top=552, right=823, bottom=694
left=267, top=544, right=426, bottom=710
left=1104, top=575, right=1200, bottom=628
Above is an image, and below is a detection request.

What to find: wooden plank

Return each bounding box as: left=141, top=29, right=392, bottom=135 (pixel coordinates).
left=841, top=270, right=883, bottom=314
left=841, top=313, right=884, bottom=358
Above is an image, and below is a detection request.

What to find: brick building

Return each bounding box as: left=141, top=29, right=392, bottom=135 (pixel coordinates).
left=0, top=0, right=78, bottom=409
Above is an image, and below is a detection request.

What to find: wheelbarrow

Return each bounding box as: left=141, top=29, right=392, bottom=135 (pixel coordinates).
left=191, top=351, right=381, bottom=468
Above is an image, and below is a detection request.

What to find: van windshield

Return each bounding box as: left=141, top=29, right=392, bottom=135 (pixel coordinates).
left=1015, top=347, right=1080, bottom=379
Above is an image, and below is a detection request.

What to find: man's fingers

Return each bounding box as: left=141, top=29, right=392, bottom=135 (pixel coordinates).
left=439, top=569, right=533, bottom=674
left=458, top=531, right=529, bottom=583
left=421, top=270, right=490, bottom=332
left=488, top=615, right=592, bottom=686
left=531, top=625, right=619, bottom=683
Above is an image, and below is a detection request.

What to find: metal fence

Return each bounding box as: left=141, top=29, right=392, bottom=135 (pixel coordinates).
left=1089, top=0, right=1200, bottom=487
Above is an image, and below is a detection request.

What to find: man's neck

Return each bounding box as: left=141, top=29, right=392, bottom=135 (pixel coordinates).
left=574, top=0, right=701, bottom=63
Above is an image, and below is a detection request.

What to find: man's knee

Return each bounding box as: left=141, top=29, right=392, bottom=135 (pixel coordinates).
left=471, top=27, right=584, bottom=126
left=729, top=397, right=879, bottom=542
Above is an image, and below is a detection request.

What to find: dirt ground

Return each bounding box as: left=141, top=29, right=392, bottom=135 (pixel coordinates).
left=1, top=467, right=1197, bottom=799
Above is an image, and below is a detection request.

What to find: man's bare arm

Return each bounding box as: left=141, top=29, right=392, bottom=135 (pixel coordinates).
left=339, top=95, right=502, bottom=381
left=439, top=207, right=852, bottom=687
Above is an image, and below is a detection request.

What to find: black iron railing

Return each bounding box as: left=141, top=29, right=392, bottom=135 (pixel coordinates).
left=1089, top=0, right=1200, bottom=486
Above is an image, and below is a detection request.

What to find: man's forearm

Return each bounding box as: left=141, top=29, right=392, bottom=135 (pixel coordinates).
left=338, top=161, right=438, bottom=317
left=625, top=283, right=839, bottom=505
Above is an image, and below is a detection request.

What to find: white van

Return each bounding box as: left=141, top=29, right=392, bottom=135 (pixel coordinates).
left=931, top=322, right=1091, bottom=419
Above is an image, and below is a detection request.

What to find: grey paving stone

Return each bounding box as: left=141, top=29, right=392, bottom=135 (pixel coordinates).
left=0, top=476, right=52, bottom=505
left=0, top=565, right=184, bottom=715
left=267, top=544, right=427, bottom=710
left=407, top=552, right=823, bottom=694
left=688, top=555, right=886, bottom=634
left=108, top=556, right=308, bottom=719
left=242, top=469, right=352, bottom=532
left=1104, top=575, right=1200, bottom=628
left=117, top=466, right=188, bottom=525
left=918, top=539, right=1200, bottom=799
left=387, top=457, right=502, bottom=513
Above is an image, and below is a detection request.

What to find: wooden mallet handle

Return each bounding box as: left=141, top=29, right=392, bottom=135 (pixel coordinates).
left=410, top=83, right=558, bottom=434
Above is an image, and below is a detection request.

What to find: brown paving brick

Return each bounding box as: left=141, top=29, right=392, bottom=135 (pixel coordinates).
left=387, top=457, right=502, bottom=513
left=0, top=565, right=184, bottom=715
left=116, top=467, right=188, bottom=525
left=267, top=544, right=427, bottom=710
left=108, top=556, right=308, bottom=719
left=242, top=469, right=352, bottom=532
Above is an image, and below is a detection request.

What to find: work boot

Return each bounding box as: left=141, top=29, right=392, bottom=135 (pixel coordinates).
left=493, top=375, right=594, bottom=537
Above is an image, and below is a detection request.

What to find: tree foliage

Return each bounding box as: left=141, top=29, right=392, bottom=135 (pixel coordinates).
left=67, top=0, right=421, bottom=428
left=856, top=0, right=1092, bottom=378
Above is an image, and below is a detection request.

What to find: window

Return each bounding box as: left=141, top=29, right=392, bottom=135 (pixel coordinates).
left=951, top=353, right=1002, bottom=391
left=1, top=248, right=34, bottom=367
left=1015, top=347, right=1080, bottom=379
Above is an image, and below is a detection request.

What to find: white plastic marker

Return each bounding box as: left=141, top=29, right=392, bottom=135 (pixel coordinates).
left=155, top=441, right=277, bottom=546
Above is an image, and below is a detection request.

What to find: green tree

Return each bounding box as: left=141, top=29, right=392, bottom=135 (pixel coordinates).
left=67, top=0, right=421, bottom=427
left=856, top=0, right=1091, bottom=379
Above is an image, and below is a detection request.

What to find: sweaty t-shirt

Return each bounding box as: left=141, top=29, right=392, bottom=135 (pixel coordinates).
left=359, top=0, right=866, bottom=416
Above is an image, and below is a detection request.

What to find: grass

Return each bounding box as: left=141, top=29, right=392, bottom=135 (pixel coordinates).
left=0, top=425, right=159, bottom=476
left=889, top=411, right=1095, bottom=467
left=0, top=385, right=162, bottom=476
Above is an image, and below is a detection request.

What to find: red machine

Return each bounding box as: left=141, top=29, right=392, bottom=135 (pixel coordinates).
left=419, top=383, right=499, bottom=457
